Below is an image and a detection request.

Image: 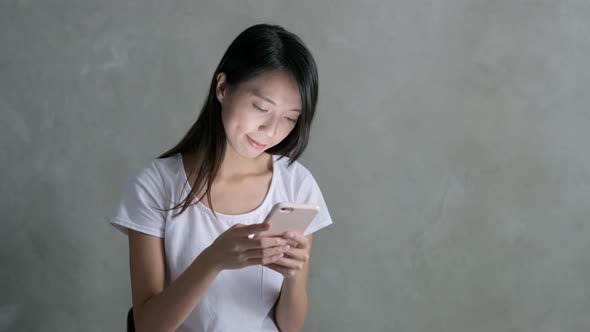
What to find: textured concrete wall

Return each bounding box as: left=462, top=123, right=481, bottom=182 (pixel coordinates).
left=1, top=1, right=589, bottom=331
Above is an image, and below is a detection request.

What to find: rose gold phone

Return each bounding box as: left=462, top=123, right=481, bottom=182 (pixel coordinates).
left=257, top=202, right=320, bottom=245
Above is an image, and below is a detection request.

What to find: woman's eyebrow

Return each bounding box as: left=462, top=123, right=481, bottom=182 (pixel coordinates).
left=250, top=89, right=301, bottom=113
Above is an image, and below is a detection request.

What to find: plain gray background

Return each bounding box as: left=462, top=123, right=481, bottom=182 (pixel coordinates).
left=2, top=0, right=589, bottom=331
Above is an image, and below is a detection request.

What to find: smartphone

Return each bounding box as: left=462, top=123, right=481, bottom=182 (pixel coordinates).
left=256, top=202, right=320, bottom=245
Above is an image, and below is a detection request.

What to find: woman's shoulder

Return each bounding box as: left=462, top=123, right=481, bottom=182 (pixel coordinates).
left=272, top=154, right=323, bottom=200
left=129, top=153, right=181, bottom=189
left=273, top=154, right=314, bottom=181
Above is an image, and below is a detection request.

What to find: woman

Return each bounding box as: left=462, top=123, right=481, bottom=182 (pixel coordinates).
left=110, top=23, right=333, bottom=332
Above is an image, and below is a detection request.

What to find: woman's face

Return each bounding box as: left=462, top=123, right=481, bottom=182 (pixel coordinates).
left=216, top=70, right=302, bottom=159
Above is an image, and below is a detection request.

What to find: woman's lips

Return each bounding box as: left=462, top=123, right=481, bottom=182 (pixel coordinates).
left=247, top=135, right=267, bottom=149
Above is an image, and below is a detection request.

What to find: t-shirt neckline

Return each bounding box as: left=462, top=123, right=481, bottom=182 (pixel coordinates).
left=177, top=153, right=278, bottom=223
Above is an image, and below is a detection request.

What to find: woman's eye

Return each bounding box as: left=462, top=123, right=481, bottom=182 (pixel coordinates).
left=254, top=105, right=267, bottom=112
left=255, top=104, right=296, bottom=123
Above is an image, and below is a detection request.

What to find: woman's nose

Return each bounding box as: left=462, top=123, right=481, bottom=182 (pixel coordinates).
left=259, top=116, right=279, bottom=138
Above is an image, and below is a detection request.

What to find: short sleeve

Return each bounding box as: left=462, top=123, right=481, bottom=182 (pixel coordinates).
left=109, top=162, right=167, bottom=238
left=294, top=167, right=334, bottom=236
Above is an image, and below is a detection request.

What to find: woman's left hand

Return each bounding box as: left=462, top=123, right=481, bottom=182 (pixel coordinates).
left=263, top=231, right=310, bottom=279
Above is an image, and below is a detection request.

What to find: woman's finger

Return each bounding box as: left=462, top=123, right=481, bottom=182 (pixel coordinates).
left=240, top=236, right=287, bottom=250
left=282, top=247, right=308, bottom=262
left=248, top=252, right=284, bottom=266
left=242, top=244, right=290, bottom=259
left=264, top=263, right=299, bottom=278
left=239, top=222, right=270, bottom=238
left=283, top=231, right=309, bottom=249
left=270, top=257, right=305, bottom=271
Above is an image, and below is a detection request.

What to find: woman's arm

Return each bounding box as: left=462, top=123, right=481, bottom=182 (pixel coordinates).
left=128, top=229, right=221, bottom=332
left=274, top=234, right=314, bottom=332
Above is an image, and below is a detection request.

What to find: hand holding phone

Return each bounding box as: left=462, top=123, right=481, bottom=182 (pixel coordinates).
left=256, top=202, right=319, bottom=246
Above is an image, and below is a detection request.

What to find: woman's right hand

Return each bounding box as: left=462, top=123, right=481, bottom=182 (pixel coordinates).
left=202, top=223, right=290, bottom=271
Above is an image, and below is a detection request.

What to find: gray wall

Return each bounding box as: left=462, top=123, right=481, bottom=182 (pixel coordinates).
left=1, top=1, right=589, bottom=331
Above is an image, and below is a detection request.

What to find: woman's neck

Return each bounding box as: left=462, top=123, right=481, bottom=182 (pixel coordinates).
left=217, top=149, right=272, bottom=180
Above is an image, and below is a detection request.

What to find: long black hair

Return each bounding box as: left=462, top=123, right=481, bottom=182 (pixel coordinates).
left=159, top=23, right=319, bottom=218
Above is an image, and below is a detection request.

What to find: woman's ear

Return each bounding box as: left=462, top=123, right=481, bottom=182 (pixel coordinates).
left=216, top=72, right=227, bottom=104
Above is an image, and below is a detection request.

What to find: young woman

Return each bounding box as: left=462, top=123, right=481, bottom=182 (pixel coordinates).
left=110, top=23, right=333, bottom=332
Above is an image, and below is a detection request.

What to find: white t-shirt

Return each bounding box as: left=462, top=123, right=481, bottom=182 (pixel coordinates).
left=109, top=153, right=333, bottom=332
